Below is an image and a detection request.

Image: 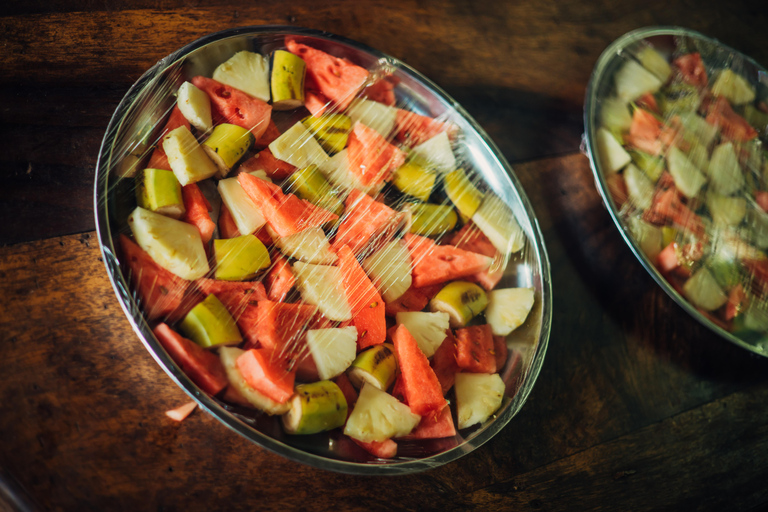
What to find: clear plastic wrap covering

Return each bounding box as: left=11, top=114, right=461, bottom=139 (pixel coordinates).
left=584, top=27, right=768, bottom=356
left=94, top=26, right=552, bottom=473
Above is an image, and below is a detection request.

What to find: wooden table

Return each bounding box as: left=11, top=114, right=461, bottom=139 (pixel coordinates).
left=2, top=2, right=768, bottom=510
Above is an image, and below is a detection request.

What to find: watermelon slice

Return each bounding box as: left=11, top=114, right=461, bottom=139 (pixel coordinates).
left=253, top=118, right=281, bottom=150
left=393, top=109, right=458, bottom=147
left=337, top=245, right=387, bottom=350
left=119, top=234, right=191, bottom=321
left=360, top=75, right=399, bottom=106
left=265, top=253, right=296, bottom=302
left=247, top=300, right=318, bottom=355
left=455, top=324, right=496, bottom=373
left=352, top=437, right=398, bottom=459
left=236, top=348, right=296, bottom=404
left=403, top=233, right=493, bottom=288
left=302, top=72, right=331, bottom=117
left=333, top=188, right=398, bottom=255
left=285, top=39, right=369, bottom=112
left=400, top=404, right=456, bottom=440
left=194, top=277, right=267, bottom=316
left=391, top=324, right=447, bottom=417
left=153, top=323, right=228, bottom=396
left=493, top=334, right=508, bottom=373
left=238, top=172, right=338, bottom=237
left=430, top=329, right=459, bottom=395
left=448, top=223, right=504, bottom=291
left=191, top=76, right=272, bottom=140
left=218, top=202, right=242, bottom=239
left=626, top=108, right=664, bottom=156
left=181, top=183, right=215, bottom=244
left=706, top=96, right=758, bottom=142
left=147, top=105, right=190, bottom=171
left=347, top=121, right=406, bottom=187
left=239, top=148, right=297, bottom=180
left=673, top=53, right=708, bottom=87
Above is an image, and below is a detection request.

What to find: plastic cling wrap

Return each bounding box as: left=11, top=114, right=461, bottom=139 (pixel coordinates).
left=584, top=27, right=768, bottom=356
left=94, top=27, right=552, bottom=474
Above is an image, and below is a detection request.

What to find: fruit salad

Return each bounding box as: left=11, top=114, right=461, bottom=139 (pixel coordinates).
left=592, top=34, right=768, bottom=341
left=117, top=36, right=537, bottom=460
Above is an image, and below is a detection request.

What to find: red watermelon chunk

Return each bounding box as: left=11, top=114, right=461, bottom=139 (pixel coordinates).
left=430, top=329, right=459, bottom=395
left=384, top=283, right=442, bottom=316
left=392, top=324, right=447, bottom=417
left=265, top=253, right=295, bottom=303
left=706, top=96, right=758, bottom=142
left=239, top=147, right=296, bottom=180
left=194, top=277, right=267, bottom=317
left=218, top=202, right=242, bottom=239
left=401, top=405, right=456, bottom=440
left=181, top=183, right=215, bottom=244
left=403, top=233, right=493, bottom=288
left=147, top=105, right=190, bottom=171
left=285, top=39, right=369, bottom=113
left=303, top=72, right=332, bottom=117
left=238, top=172, right=338, bottom=237
left=448, top=223, right=503, bottom=291
left=393, top=109, right=458, bottom=147
left=248, top=300, right=317, bottom=355
left=236, top=348, right=296, bottom=404
left=253, top=118, right=281, bottom=150
left=119, top=234, right=191, bottom=322
left=493, top=334, right=508, bottom=373
left=360, top=75, right=399, bottom=106
left=191, top=76, right=272, bottom=140
left=337, top=245, right=387, bottom=350
left=153, top=323, right=228, bottom=396
left=333, top=188, right=398, bottom=255
left=673, top=52, right=708, bottom=88
left=347, top=121, right=406, bottom=187
left=352, top=438, right=398, bottom=459
left=455, top=324, right=496, bottom=374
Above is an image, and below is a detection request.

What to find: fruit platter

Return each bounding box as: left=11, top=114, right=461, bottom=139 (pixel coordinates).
left=94, top=26, right=552, bottom=473
left=584, top=27, right=768, bottom=356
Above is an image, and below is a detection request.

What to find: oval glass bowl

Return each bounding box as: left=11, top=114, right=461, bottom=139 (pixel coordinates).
left=94, top=26, right=552, bottom=474
left=584, top=26, right=768, bottom=357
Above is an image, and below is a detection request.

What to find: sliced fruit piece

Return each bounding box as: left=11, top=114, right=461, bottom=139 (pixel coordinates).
left=162, top=126, right=218, bottom=186
left=332, top=188, right=398, bottom=255
left=627, top=217, right=663, bottom=262
left=599, top=97, right=633, bottom=132
left=238, top=172, right=338, bottom=237
left=403, top=233, right=492, bottom=288
left=194, top=278, right=266, bottom=322
left=127, top=206, right=209, bottom=280
left=455, top=372, right=505, bottom=429
left=711, top=68, right=756, bottom=105
left=176, top=81, right=213, bottom=132
left=360, top=75, right=398, bottom=106
left=708, top=142, right=744, bottom=196
left=253, top=118, right=282, bottom=150
left=347, top=343, right=398, bottom=391
left=614, top=58, right=663, bottom=102
left=239, top=148, right=297, bottom=180
left=485, top=287, right=535, bottom=336
left=431, top=330, right=459, bottom=395
left=285, top=39, right=369, bottom=112
left=347, top=121, right=406, bottom=187
left=146, top=105, right=190, bottom=173
left=429, top=281, right=488, bottom=328
left=493, top=335, right=509, bottom=373
left=706, top=193, right=746, bottom=226
left=213, top=51, right=271, bottom=102
left=179, top=294, right=243, bottom=348
left=219, top=346, right=290, bottom=414
left=447, top=222, right=504, bottom=291
left=305, top=327, right=358, bottom=381
left=321, top=148, right=383, bottom=195
left=218, top=177, right=267, bottom=236
left=268, top=121, right=331, bottom=171
left=345, top=98, right=397, bottom=138
left=391, top=162, right=436, bottom=202
left=362, top=240, right=413, bottom=303
left=344, top=382, right=420, bottom=442
left=626, top=108, right=664, bottom=156
left=409, top=131, right=455, bottom=173
left=153, top=323, right=228, bottom=396
left=270, top=226, right=337, bottom=265
left=394, top=311, right=449, bottom=358
left=399, top=404, right=456, bottom=440
left=135, top=168, right=185, bottom=219
left=666, top=146, right=707, bottom=198
left=285, top=164, right=344, bottom=218
left=391, top=324, right=447, bottom=417
left=181, top=183, right=215, bottom=244
left=673, top=53, right=708, bottom=87
left=596, top=127, right=632, bottom=173
left=384, top=284, right=443, bottom=316
left=352, top=438, right=398, bottom=459
left=191, top=75, right=271, bottom=140
left=682, top=267, right=728, bottom=311
left=249, top=300, right=318, bottom=355
left=636, top=45, right=672, bottom=82
left=265, top=253, right=296, bottom=302
left=282, top=380, right=348, bottom=434
left=659, top=83, right=701, bottom=115
left=292, top=261, right=352, bottom=321
left=705, top=96, right=758, bottom=142
left=623, top=163, right=655, bottom=210
left=678, top=110, right=718, bottom=148
left=202, top=123, right=254, bottom=178
left=444, top=168, right=484, bottom=219
left=213, top=235, right=270, bottom=281
left=270, top=49, right=305, bottom=110
left=165, top=401, right=197, bottom=422
left=471, top=194, right=525, bottom=256
left=406, top=203, right=458, bottom=237
left=393, top=109, right=458, bottom=147
left=455, top=324, right=496, bottom=373
left=301, top=113, right=352, bottom=154
left=236, top=347, right=295, bottom=404
left=337, top=245, right=387, bottom=349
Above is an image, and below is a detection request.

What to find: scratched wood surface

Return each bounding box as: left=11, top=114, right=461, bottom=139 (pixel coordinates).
left=2, top=1, right=768, bottom=511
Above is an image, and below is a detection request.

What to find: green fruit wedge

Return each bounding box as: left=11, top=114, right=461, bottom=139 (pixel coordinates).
left=429, top=281, right=488, bottom=328
left=391, top=162, right=436, bottom=201
left=202, top=123, right=255, bottom=178
left=444, top=168, right=484, bottom=219
left=281, top=380, right=348, bottom=435
left=285, top=164, right=344, bottom=217
left=347, top=343, right=398, bottom=391
left=135, top=168, right=185, bottom=219
left=406, top=202, right=458, bottom=237
left=213, top=235, right=270, bottom=281
left=180, top=294, right=242, bottom=348
left=301, top=114, right=352, bottom=154
left=271, top=50, right=306, bottom=110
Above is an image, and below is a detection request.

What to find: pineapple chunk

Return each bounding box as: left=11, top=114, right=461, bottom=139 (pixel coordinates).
left=320, top=149, right=381, bottom=195
left=683, top=267, right=728, bottom=311
left=599, top=97, right=633, bottom=132
left=127, top=206, right=209, bottom=280
left=362, top=240, right=413, bottom=303
left=409, top=131, right=456, bottom=173
left=614, top=59, right=663, bottom=102
left=596, top=127, right=631, bottom=173
left=627, top=217, right=663, bottom=261
left=345, top=98, right=397, bottom=138
left=485, top=287, right=535, bottom=336
left=213, top=51, right=271, bottom=103
left=395, top=311, right=450, bottom=358
left=176, top=81, right=212, bottom=133
left=305, top=327, right=358, bottom=380
left=678, top=111, right=718, bottom=147
left=471, top=193, right=525, bottom=256
left=708, top=142, right=744, bottom=196
left=624, top=163, right=654, bottom=210
left=270, top=226, right=338, bottom=265
left=162, top=126, right=218, bottom=186
left=219, top=347, right=290, bottom=415
left=711, top=69, right=756, bottom=106
left=455, top=372, right=505, bottom=429
left=269, top=122, right=330, bottom=170
left=218, top=177, right=267, bottom=236
left=706, top=193, right=746, bottom=227
left=343, top=383, right=421, bottom=442
left=292, top=261, right=352, bottom=321
left=666, top=146, right=707, bottom=198
left=636, top=46, right=672, bottom=82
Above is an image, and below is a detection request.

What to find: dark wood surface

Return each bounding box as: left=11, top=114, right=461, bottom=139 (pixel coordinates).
left=2, top=2, right=768, bottom=511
